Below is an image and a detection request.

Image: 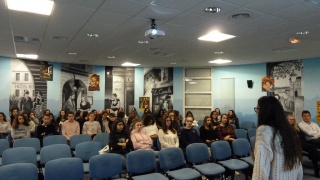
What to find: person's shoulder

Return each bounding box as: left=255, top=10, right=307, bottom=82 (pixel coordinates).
left=257, top=125, right=273, bottom=133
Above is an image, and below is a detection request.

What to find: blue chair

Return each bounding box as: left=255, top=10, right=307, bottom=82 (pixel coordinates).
left=194, top=126, right=200, bottom=136
left=13, top=138, right=41, bottom=161
left=75, top=141, right=102, bottom=173
left=43, top=135, right=67, bottom=147
left=234, top=129, right=247, bottom=139
left=126, top=150, right=167, bottom=180
left=0, top=163, right=38, bottom=180
left=240, top=121, right=255, bottom=130
left=230, top=124, right=237, bottom=130
left=89, top=154, right=126, bottom=180
left=197, top=120, right=204, bottom=126
left=40, top=144, right=72, bottom=175
left=0, top=139, right=10, bottom=166
left=247, top=128, right=256, bottom=140
left=159, top=147, right=201, bottom=180
left=45, top=157, right=84, bottom=180
left=232, top=138, right=253, bottom=165
left=92, top=133, right=109, bottom=147
left=211, top=140, right=249, bottom=180
left=2, top=147, right=37, bottom=166
left=250, top=136, right=255, bottom=151
left=186, top=143, right=225, bottom=179
left=70, top=134, right=91, bottom=150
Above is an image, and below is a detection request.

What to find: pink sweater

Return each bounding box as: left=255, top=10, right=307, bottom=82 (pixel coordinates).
left=62, top=120, right=80, bottom=140
left=130, top=130, right=153, bottom=150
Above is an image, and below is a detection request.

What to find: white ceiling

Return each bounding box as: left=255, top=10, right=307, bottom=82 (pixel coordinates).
left=1, top=0, right=320, bottom=67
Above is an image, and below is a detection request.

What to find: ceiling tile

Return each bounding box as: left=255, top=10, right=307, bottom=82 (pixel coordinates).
left=91, top=11, right=131, bottom=26
left=100, top=0, right=147, bottom=16
left=51, top=3, right=96, bottom=21
left=54, top=0, right=104, bottom=9
left=244, top=0, right=302, bottom=14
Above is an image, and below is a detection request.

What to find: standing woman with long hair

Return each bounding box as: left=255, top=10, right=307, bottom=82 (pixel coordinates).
left=252, top=96, right=302, bottom=179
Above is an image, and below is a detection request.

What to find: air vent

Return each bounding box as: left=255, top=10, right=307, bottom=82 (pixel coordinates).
left=231, top=13, right=250, bottom=19
left=14, top=36, right=41, bottom=44
left=51, top=36, right=68, bottom=40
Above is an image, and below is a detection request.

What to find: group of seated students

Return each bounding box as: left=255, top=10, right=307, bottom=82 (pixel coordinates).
left=0, top=106, right=239, bottom=151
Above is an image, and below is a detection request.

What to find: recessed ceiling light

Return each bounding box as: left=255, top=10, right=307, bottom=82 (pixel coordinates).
left=204, top=7, right=221, bottom=13
left=198, top=31, right=235, bottom=42
left=189, top=82, right=197, bottom=85
left=16, top=54, right=38, bottom=59
left=7, top=0, right=54, bottom=15
left=296, top=31, right=309, bottom=35
left=87, top=33, right=99, bottom=38
left=138, top=41, right=149, bottom=44
left=68, top=52, right=77, bottom=55
left=107, top=56, right=115, bottom=59
left=208, top=59, right=232, bottom=64
left=231, top=13, right=250, bottom=19
left=170, top=62, right=176, bottom=65
left=121, top=62, right=140, bottom=67
left=214, top=51, right=224, bottom=54
left=289, top=37, right=301, bottom=44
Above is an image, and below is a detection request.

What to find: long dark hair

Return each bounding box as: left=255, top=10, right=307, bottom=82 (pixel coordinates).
left=162, top=115, right=176, bottom=134
left=257, top=96, right=301, bottom=170
left=12, top=114, right=29, bottom=129
left=111, top=120, right=126, bottom=133
left=143, top=114, right=155, bottom=127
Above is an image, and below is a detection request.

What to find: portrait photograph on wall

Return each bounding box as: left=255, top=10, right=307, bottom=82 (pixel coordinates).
left=144, top=68, right=174, bottom=116
left=60, top=63, right=94, bottom=114
left=139, top=97, right=150, bottom=112
left=88, top=74, right=100, bottom=91
left=9, top=59, right=48, bottom=119
left=267, top=60, right=304, bottom=123
left=104, top=66, right=135, bottom=116
left=261, top=76, right=274, bottom=92
left=40, top=63, right=53, bottom=81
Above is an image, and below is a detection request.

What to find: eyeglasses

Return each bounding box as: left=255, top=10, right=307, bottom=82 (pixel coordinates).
left=254, top=107, right=260, bottom=113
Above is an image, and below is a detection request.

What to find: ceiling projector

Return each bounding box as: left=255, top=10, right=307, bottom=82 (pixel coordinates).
left=145, top=19, right=165, bottom=39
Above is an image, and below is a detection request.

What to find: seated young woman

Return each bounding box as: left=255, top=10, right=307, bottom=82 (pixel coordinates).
left=109, top=120, right=131, bottom=155
left=142, top=114, right=159, bottom=150
left=130, top=119, right=153, bottom=150
left=180, top=116, right=201, bottom=152
left=200, top=116, right=218, bottom=146
left=215, top=114, right=236, bottom=142
left=158, top=115, right=179, bottom=149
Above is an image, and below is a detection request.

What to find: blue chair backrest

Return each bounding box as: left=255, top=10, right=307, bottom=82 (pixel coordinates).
left=70, top=134, right=91, bottom=149
left=0, top=139, right=9, bottom=156
left=2, top=147, right=37, bottom=165
left=0, top=163, right=38, bottom=180
left=211, top=140, right=232, bottom=160
left=250, top=136, right=256, bottom=150
left=127, top=150, right=156, bottom=175
left=45, top=157, right=84, bottom=180
left=89, top=154, right=123, bottom=179
left=230, top=124, right=237, bottom=130
left=43, top=135, right=67, bottom=147
left=240, top=121, right=255, bottom=130
left=186, top=143, right=209, bottom=164
left=235, top=129, right=247, bottom=139
left=75, top=141, right=102, bottom=162
left=232, top=138, right=251, bottom=156
left=40, top=144, right=72, bottom=165
left=247, top=128, right=256, bottom=139
left=194, top=126, right=200, bottom=136
left=197, top=120, right=204, bottom=126
left=93, top=133, right=109, bottom=147
left=13, top=138, right=41, bottom=153
left=159, top=147, right=185, bottom=171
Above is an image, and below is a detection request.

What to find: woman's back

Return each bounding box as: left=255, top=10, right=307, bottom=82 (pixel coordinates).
left=252, top=125, right=303, bottom=180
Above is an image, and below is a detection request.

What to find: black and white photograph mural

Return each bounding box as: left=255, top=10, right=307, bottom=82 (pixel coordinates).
left=10, top=59, right=48, bottom=119
left=144, top=68, right=173, bottom=116
left=60, top=64, right=94, bottom=114
left=267, top=60, right=304, bottom=122
left=104, top=67, right=135, bottom=116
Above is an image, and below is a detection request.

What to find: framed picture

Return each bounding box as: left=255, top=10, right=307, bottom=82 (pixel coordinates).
left=87, top=96, right=93, bottom=105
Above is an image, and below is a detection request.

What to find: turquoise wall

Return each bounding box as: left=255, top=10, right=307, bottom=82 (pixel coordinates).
left=213, top=63, right=267, bottom=126
left=304, top=57, right=320, bottom=122
left=0, top=57, right=11, bottom=114
left=1, top=56, right=320, bottom=124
